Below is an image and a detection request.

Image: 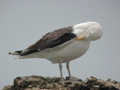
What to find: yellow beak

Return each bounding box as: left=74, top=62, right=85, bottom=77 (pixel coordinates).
left=75, top=35, right=85, bottom=40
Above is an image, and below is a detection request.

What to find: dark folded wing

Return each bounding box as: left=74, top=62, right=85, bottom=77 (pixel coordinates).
left=21, top=26, right=76, bottom=56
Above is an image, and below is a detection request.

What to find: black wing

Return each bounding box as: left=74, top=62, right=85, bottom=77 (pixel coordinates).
left=44, top=33, right=76, bottom=48
left=20, top=26, right=76, bottom=56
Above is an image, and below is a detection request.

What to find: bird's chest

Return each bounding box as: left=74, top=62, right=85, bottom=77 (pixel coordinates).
left=43, top=40, right=90, bottom=63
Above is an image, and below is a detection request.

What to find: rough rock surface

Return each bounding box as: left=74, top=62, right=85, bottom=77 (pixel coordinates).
left=2, top=76, right=120, bottom=90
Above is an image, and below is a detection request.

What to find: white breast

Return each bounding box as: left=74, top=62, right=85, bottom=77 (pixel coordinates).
left=41, top=39, right=90, bottom=63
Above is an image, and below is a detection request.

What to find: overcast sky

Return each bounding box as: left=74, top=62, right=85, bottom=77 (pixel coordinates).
left=0, top=0, right=120, bottom=89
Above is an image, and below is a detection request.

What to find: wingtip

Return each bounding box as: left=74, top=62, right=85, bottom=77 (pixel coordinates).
left=8, top=51, right=20, bottom=55
left=8, top=52, right=12, bottom=55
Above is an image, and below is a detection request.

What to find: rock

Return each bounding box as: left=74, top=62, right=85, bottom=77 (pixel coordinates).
left=2, top=75, right=120, bottom=90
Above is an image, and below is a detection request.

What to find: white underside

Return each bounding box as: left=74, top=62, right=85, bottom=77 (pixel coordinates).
left=19, top=39, right=90, bottom=64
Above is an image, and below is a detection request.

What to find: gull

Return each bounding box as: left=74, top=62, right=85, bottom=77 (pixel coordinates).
left=9, top=22, right=102, bottom=79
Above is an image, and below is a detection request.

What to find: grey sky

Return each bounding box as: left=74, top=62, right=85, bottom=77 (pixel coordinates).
left=0, top=0, right=120, bottom=89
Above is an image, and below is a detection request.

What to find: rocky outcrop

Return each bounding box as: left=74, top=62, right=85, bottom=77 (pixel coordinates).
left=2, top=76, right=120, bottom=90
